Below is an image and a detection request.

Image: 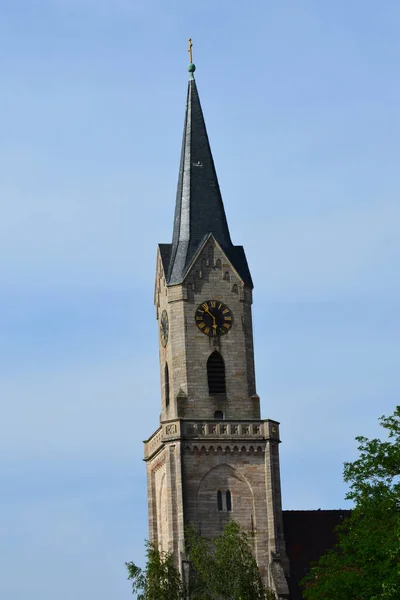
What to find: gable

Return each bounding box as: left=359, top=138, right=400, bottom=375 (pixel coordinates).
left=180, top=234, right=253, bottom=289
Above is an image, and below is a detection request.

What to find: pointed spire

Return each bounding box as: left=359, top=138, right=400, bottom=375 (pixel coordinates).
left=165, top=51, right=253, bottom=288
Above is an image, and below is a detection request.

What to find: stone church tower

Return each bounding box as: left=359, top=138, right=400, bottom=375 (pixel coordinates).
left=144, top=60, right=289, bottom=598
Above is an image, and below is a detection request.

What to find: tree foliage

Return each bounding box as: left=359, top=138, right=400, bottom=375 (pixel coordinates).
left=303, top=406, right=400, bottom=600
left=186, top=521, right=276, bottom=600
left=125, top=541, right=183, bottom=600
left=126, top=522, right=277, bottom=600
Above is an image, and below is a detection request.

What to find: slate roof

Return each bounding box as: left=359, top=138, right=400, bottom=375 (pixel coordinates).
left=161, top=72, right=253, bottom=288
left=283, top=509, right=351, bottom=600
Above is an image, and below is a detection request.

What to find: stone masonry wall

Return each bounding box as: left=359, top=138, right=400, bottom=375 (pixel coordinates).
left=155, top=237, right=260, bottom=422
left=182, top=444, right=269, bottom=577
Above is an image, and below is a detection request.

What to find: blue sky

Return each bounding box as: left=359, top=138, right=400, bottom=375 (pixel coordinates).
left=1, top=1, right=399, bottom=598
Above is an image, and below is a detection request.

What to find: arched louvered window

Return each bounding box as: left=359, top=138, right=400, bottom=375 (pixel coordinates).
left=207, top=351, right=226, bottom=395
left=217, top=490, right=223, bottom=512
left=226, top=490, right=232, bottom=512
left=214, top=410, right=224, bottom=420
left=165, top=363, right=170, bottom=408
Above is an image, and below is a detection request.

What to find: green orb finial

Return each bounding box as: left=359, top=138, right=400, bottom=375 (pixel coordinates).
left=188, top=62, right=196, bottom=73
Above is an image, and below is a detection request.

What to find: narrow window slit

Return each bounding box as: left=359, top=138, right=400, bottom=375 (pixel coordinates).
left=226, top=490, right=232, bottom=512
left=207, top=351, right=226, bottom=395
left=165, top=363, right=170, bottom=408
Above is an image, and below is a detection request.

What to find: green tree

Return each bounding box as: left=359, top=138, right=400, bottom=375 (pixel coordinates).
left=303, top=406, right=400, bottom=600
left=126, top=522, right=277, bottom=600
left=125, top=541, right=183, bottom=600
left=186, top=521, right=276, bottom=600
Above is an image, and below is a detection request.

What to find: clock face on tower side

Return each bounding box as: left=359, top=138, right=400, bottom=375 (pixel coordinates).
left=195, top=300, right=233, bottom=337
left=160, top=310, right=169, bottom=347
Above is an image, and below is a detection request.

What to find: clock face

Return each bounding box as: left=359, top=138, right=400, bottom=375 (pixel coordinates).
left=160, top=310, right=169, bottom=347
left=195, top=300, right=233, bottom=337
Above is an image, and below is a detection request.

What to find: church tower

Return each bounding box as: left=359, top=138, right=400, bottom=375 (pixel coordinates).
left=144, top=55, right=290, bottom=598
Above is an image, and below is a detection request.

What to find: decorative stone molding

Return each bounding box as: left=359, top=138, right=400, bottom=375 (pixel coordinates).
left=151, top=450, right=166, bottom=473
left=145, top=419, right=280, bottom=460
left=183, top=443, right=265, bottom=455
left=144, top=427, right=163, bottom=460
left=183, top=419, right=279, bottom=440
left=165, top=422, right=179, bottom=436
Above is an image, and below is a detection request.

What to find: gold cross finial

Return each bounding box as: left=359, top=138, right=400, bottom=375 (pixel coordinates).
left=188, top=38, right=193, bottom=63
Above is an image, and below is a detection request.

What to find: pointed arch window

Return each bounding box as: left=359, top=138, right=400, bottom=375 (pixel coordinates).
left=217, top=490, right=223, bottom=512
left=165, top=363, right=170, bottom=408
left=207, top=351, right=226, bottom=395
left=226, top=490, right=232, bottom=512
left=214, top=410, right=224, bottom=420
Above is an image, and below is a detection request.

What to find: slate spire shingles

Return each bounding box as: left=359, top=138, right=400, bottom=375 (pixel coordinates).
left=163, top=69, right=253, bottom=288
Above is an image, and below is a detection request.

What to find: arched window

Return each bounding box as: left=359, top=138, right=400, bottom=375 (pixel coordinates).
left=207, top=351, right=226, bottom=395
left=165, top=363, right=170, bottom=408
left=214, top=410, right=224, bottom=420
left=226, top=490, right=232, bottom=512
left=217, top=490, right=223, bottom=512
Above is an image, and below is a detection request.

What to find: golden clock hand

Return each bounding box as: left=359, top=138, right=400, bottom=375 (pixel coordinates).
left=209, top=312, right=217, bottom=328
left=204, top=306, right=216, bottom=322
